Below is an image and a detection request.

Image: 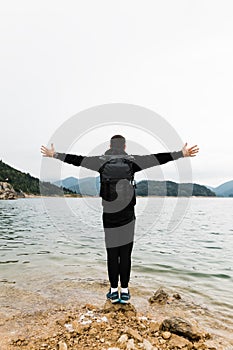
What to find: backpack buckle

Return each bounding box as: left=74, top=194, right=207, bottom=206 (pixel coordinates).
left=132, top=179, right=137, bottom=188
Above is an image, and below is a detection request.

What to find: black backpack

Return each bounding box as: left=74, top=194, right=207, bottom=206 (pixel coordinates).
left=99, top=155, right=136, bottom=203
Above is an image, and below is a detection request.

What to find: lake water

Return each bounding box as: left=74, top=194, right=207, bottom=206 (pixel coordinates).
left=0, top=197, right=233, bottom=336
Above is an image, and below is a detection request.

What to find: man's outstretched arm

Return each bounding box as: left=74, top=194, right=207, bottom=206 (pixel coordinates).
left=132, top=143, right=199, bottom=172
left=40, top=144, right=101, bottom=171
left=41, top=143, right=84, bottom=165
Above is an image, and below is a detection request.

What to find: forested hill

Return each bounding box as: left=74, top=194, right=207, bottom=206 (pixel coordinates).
left=136, top=180, right=216, bottom=197
left=0, top=160, right=73, bottom=196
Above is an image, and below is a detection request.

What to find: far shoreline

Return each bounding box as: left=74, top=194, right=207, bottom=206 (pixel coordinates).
left=21, top=194, right=230, bottom=199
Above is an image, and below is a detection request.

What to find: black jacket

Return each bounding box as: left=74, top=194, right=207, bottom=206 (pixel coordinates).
left=54, top=149, right=184, bottom=227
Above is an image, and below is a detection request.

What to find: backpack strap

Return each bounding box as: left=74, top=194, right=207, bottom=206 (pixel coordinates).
left=122, top=157, right=136, bottom=187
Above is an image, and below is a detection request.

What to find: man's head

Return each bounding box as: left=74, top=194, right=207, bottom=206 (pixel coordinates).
left=110, top=135, right=126, bottom=150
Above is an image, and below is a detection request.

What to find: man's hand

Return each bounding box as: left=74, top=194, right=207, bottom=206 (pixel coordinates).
left=182, top=143, right=199, bottom=157
left=40, top=143, right=55, bottom=158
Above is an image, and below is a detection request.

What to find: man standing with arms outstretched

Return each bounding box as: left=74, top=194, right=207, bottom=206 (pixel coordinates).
left=41, top=135, right=199, bottom=303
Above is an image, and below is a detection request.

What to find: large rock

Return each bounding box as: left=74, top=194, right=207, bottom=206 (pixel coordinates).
left=148, top=287, right=169, bottom=305
left=103, top=300, right=137, bottom=317
left=160, top=317, right=201, bottom=341
left=0, top=182, right=18, bottom=199
left=149, top=287, right=182, bottom=305
left=168, top=334, right=192, bottom=348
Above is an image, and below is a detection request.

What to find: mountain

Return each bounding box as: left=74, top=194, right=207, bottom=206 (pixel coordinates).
left=212, top=180, right=233, bottom=197
left=70, top=177, right=100, bottom=196
left=53, top=176, right=216, bottom=197
left=54, top=176, right=100, bottom=196
left=0, top=160, right=74, bottom=196
left=54, top=176, right=79, bottom=189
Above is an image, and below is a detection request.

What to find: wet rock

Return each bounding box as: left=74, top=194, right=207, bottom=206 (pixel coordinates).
left=160, top=317, right=201, bottom=341
left=173, top=293, right=182, bottom=300
left=148, top=287, right=169, bottom=305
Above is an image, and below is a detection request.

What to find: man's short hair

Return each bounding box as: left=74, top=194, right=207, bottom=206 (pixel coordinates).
left=110, top=135, right=126, bottom=149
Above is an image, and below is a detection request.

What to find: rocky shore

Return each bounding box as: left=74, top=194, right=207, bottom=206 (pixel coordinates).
left=0, top=181, right=18, bottom=199
left=0, top=181, right=24, bottom=199
left=0, top=288, right=230, bottom=350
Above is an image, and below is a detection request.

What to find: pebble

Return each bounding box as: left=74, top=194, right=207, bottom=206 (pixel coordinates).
left=143, top=339, right=153, bottom=350
left=100, top=316, right=108, bottom=322
left=89, top=327, right=98, bottom=336
left=126, top=326, right=143, bottom=342
left=118, top=334, right=128, bottom=343
left=58, top=341, right=68, bottom=350
left=149, top=321, right=160, bottom=333
left=168, top=334, right=192, bottom=348
left=159, top=338, right=166, bottom=344
left=64, top=323, right=74, bottom=332
left=138, top=316, right=148, bottom=321
left=83, top=303, right=96, bottom=310
left=202, top=339, right=218, bottom=349
left=173, top=293, right=181, bottom=300
left=127, top=338, right=135, bottom=350
left=162, top=331, right=171, bottom=340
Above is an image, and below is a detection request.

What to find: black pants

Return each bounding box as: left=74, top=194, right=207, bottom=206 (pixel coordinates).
left=106, top=241, right=134, bottom=288
left=103, top=205, right=135, bottom=288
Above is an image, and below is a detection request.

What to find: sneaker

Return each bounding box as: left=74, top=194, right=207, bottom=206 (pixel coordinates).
left=106, top=290, right=119, bottom=303
left=120, top=290, right=131, bottom=304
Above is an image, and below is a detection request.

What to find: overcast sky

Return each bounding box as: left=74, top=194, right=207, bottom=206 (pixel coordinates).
left=0, top=0, right=233, bottom=187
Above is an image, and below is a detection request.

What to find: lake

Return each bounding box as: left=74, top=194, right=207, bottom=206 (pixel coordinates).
left=0, top=197, right=232, bottom=339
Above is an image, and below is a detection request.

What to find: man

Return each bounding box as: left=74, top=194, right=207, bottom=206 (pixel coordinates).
left=41, top=135, right=199, bottom=303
